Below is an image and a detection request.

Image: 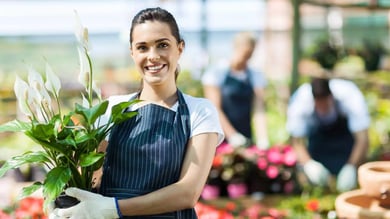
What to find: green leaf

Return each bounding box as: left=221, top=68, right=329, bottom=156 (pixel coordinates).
left=110, top=100, right=140, bottom=124
left=24, top=131, right=69, bottom=156
left=79, top=152, right=105, bottom=167
left=31, top=123, right=55, bottom=141
left=75, top=101, right=108, bottom=125
left=74, top=129, right=90, bottom=144
left=0, top=151, right=51, bottom=177
left=113, top=111, right=138, bottom=124
left=0, top=120, right=31, bottom=133
left=20, top=181, right=43, bottom=199
left=43, top=166, right=72, bottom=202
left=57, top=135, right=77, bottom=148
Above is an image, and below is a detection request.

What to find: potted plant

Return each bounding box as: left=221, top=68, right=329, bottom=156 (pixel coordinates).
left=310, top=38, right=343, bottom=70
left=0, top=12, right=138, bottom=208
left=357, top=39, right=386, bottom=72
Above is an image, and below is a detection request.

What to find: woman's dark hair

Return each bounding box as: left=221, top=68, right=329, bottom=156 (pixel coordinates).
left=311, top=77, right=332, bottom=99
left=130, top=7, right=184, bottom=45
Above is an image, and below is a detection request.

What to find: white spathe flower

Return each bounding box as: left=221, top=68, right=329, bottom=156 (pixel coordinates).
left=77, top=47, right=90, bottom=90
left=74, top=10, right=89, bottom=50
left=14, top=75, right=33, bottom=118
left=28, top=67, right=51, bottom=104
left=45, top=63, right=61, bottom=97
left=81, top=94, right=89, bottom=108
left=28, top=67, right=53, bottom=122
left=92, top=81, right=101, bottom=100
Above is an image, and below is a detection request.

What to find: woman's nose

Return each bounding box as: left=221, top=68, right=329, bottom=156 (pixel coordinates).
left=148, top=49, right=160, bottom=62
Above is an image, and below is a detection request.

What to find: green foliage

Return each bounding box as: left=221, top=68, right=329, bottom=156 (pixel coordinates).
left=278, top=187, right=337, bottom=218
left=177, top=70, right=204, bottom=97
left=0, top=98, right=138, bottom=206
left=0, top=15, right=139, bottom=208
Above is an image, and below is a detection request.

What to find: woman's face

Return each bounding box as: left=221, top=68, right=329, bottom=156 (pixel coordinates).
left=130, top=21, right=183, bottom=87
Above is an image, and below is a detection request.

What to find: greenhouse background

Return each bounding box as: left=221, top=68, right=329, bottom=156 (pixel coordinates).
left=1, top=0, right=390, bottom=218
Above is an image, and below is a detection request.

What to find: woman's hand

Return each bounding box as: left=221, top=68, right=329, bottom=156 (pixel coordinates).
left=51, top=187, right=120, bottom=219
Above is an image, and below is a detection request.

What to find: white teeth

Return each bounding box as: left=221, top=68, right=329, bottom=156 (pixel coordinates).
left=147, top=65, right=163, bottom=71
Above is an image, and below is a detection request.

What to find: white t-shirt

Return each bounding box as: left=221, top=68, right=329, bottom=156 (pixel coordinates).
left=98, top=92, right=225, bottom=145
left=286, top=78, right=370, bottom=137
left=201, top=63, right=267, bottom=89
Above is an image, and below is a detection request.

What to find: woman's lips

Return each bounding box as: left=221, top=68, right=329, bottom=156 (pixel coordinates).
left=145, top=64, right=165, bottom=72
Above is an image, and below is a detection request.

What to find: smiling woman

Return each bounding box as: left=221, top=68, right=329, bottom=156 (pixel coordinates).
left=48, top=7, right=224, bottom=219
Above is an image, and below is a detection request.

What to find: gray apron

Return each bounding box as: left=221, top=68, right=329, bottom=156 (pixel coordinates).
left=100, top=90, right=196, bottom=218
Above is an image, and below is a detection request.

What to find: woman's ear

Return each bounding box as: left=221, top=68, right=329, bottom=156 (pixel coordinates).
left=178, top=41, right=184, bottom=55
left=130, top=46, right=134, bottom=57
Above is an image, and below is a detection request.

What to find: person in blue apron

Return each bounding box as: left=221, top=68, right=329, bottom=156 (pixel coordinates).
left=52, top=7, right=224, bottom=219
left=202, top=31, right=269, bottom=149
left=286, top=76, right=370, bottom=192
left=201, top=32, right=269, bottom=197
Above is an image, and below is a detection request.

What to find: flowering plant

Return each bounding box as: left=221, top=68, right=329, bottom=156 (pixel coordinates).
left=278, top=187, right=338, bottom=218
left=202, top=143, right=297, bottom=199
left=195, top=201, right=288, bottom=219
left=1, top=197, right=47, bottom=219
left=249, top=144, right=297, bottom=194
left=0, top=12, right=138, bottom=207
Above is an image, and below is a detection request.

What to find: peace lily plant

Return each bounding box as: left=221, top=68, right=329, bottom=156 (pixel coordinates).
left=0, top=12, right=138, bottom=208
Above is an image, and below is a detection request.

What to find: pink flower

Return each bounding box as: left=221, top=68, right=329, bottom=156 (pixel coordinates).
left=201, top=184, right=220, bottom=200
left=257, top=157, right=268, bottom=170
left=266, top=165, right=279, bottom=179
left=281, top=144, right=293, bottom=152
left=267, top=147, right=283, bottom=164
left=227, top=183, right=247, bottom=198
left=216, top=142, right=234, bottom=155
left=283, top=149, right=297, bottom=166
left=247, top=145, right=266, bottom=155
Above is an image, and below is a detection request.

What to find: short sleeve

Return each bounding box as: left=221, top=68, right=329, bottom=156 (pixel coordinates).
left=286, top=84, right=313, bottom=137
left=249, top=68, right=267, bottom=89
left=184, top=94, right=225, bottom=145
left=330, top=79, right=370, bottom=132
left=201, top=64, right=228, bottom=87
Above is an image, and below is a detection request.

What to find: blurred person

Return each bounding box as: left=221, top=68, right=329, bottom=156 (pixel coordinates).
left=286, top=75, right=370, bottom=192
left=50, top=7, right=224, bottom=218
left=201, top=31, right=269, bottom=149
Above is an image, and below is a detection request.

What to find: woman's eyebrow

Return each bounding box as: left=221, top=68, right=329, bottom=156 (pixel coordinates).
left=134, top=38, right=170, bottom=46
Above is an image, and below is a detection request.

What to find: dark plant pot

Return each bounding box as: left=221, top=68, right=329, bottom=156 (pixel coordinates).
left=55, top=193, right=80, bottom=209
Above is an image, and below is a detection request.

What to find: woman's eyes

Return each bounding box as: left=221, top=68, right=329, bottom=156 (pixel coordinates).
left=157, top=43, right=169, bottom=48
left=137, top=46, right=147, bottom=51
left=136, top=43, right=169, bottom=51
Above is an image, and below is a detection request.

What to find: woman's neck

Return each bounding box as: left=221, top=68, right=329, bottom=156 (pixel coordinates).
left=139, top=85, right=178, bottom=108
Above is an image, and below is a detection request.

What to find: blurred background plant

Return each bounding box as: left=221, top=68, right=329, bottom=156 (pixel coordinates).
left=0, top=196, right=47, bottom=219
left=201, top=143, right=298, bottom=200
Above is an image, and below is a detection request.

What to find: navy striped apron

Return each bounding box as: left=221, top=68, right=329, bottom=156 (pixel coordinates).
left=307, top=102, right=354, bottom=175
left=100, top=90, right=197, bottom=218
left=221, top=70, right=254, bottom=139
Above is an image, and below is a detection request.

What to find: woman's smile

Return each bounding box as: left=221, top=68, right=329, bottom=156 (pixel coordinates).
left=145, top=64, right=166, bottom=73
